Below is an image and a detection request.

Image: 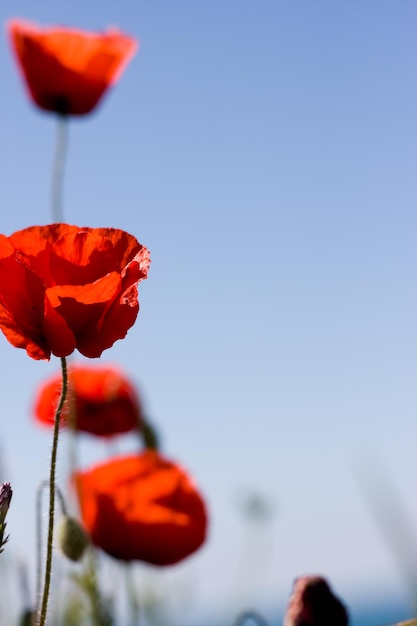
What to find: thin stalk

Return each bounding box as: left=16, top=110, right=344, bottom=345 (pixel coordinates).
left=82, top=550, right=114, bottom=626
left=35, top=481, right=67, bottom=606
left=37, top=356, right=68, bottom=626
left=125, top=564, right=140, bottom=626
left=51, top=114, right=68, bottom=223
left=67, top=384, right=80, bottom=503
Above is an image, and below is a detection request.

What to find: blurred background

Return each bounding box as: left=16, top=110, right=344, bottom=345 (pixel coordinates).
left=0, top=1, right=416, bottom=625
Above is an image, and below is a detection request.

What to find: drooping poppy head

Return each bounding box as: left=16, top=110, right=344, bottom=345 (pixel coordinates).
left=284, top=576, right=349, bottom=626
left=75, top=452, right=208, bottom=565
left=34, top=365, right=142, bottom=437
left=7, top=19, right=137, bottom=115
left=0, top=224, right=150, bottom=360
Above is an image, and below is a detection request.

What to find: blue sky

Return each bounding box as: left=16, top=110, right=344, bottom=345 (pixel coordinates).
left=0, top=1, right=416, bottom=624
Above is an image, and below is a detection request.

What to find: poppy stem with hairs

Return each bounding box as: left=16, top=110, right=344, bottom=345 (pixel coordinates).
left=37, top=356, right=68, bottom=626
left=35, top=480, right=68, bottom=609
left=51, top=114, right=68, bottom=223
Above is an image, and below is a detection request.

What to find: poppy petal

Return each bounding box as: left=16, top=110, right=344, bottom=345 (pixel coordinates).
left=0, top=234, right=50, bottom=359
left=44, top=272, right=123, bottom=358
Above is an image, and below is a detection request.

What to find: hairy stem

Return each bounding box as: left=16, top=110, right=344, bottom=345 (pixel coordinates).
left=37, top=356, right=68, bottom=626
left=35, top=481, right=67, bottom=608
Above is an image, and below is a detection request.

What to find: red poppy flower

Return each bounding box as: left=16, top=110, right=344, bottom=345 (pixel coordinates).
left=75, top=452, right=208, bottom=565
left=7, top=19, right=137, bottom=115
left=34, top=365, right=142, bottom=437
left=0, top=224, right=150, bottom=360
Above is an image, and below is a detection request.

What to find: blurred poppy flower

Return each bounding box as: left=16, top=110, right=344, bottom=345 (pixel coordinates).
left=75, top=452, right=208, bottom=565
left=34, top=365, right=142, bottom=437
left=0, top=224, right=150, bottom=360
left=7, top=19, right=137, bottom=115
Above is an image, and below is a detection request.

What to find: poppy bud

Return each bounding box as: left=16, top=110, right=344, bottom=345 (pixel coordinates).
left=0, top=482, right=12, bottom=522
left=284, top=575, right=349, bottom=626
left=0, top=482, right=12, bottom=552
left=57, top=515, right=89, bottom=562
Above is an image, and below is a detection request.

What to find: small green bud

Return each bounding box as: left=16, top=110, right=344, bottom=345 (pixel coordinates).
left=57, top=515, right=89, bottom=562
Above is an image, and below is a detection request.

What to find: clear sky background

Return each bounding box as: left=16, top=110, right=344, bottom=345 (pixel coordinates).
left=0, top=1, right=416, bottom=624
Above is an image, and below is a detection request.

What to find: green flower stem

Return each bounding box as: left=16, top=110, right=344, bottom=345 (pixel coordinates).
left=35, top=481, right=67, bottom=605
left=38, top=356, right=68, bottom=626
left=51, top=114, right=68, bottom=223
left=80, top=550, right=113, bottom=626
